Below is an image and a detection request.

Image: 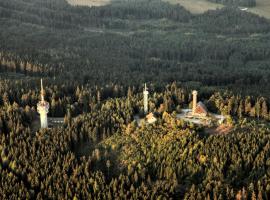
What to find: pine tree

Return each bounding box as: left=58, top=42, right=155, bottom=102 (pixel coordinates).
left=261, top=100, right=268, bottom=119
left=106, top=160, right=111, bottom=177
left=255, top=100, right=261, bottom=119
left=244, top=97, right=252, bottom=115
left=237, top=100, right=243, bottom=118
left=251, top=191, right=256, bottom=200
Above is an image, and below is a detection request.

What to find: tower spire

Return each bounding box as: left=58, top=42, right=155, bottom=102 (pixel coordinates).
left=41, top=79, right=45, bottom=102
left=192, top=90, right=198, bottom=115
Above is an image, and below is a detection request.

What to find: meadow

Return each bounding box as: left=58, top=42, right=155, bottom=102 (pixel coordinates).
left=65, top=0, right=270, bottom=19
left=164, top=0, right=270, bottom=19
left=66, top=0, right=110, bottom=7
left=163, top=0, right=224, bottom=14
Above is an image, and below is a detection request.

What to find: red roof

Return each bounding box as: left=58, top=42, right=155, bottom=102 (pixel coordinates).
left=194, top=102, right=208, bottom=115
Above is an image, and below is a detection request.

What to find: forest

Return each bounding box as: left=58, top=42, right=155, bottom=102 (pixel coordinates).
left=1, top=0, right=270, bottom=199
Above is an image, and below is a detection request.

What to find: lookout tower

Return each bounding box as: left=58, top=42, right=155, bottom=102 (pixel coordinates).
left=37, top=79, right=49, bottom=128
left=191, top=90, right=208, bottom=117
left=143, top=83, right=149, bottom=114
left=192, top=90, right=198, bottom=115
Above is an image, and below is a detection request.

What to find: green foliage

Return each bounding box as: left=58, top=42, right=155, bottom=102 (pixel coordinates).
left=0, top=0, right=270, bottom=199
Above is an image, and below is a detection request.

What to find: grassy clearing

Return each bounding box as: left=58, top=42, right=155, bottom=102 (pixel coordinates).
left=163, top=0, right=224, bottom=14
left=66, top=0, right=110, bottom=7
left=66, top=0, right=270, bottom=19
left=248, top=0, right=270, bottom=19
left=164, top=0, right=270, bottom=19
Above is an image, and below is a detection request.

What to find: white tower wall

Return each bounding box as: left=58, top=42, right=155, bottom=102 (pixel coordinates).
left=38, top=107, right=49, bottom=128
left=143, top=84, right=149, bottom=114
left=192, top=90, right=198, bottom=115
left=37, top=79, right=49, bottom=129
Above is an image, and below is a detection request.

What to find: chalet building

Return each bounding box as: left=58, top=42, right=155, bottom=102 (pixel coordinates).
left=193, top=102, right=208, bottom=117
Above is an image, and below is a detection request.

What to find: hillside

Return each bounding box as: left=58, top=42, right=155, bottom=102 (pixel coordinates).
left=65, top=0, right=270, bottom=19
left=1, top=0, right=270, bottom=199
left=1, top=0, right=270, bottom=94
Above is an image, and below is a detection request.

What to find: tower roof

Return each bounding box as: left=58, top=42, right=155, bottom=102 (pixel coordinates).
left=194, top=101, right=208, bottom=115
left=192, top=90, right=198, bottom=95
left=144, top=83, right=148, bottom=91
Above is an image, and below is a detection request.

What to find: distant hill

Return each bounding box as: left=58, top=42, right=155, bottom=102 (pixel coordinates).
left=66, top=0, right=110, bottom=7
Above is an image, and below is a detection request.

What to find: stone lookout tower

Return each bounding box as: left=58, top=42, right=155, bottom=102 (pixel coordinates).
left=37, top=79, right=49, bottom=128
left=192, top=90, right=198, bottom=115
left=191, top=90, right=208, bottom=117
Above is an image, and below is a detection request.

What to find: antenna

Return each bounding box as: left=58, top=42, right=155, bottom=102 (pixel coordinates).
left=41, top=79, right=45, bottom=102
left=41, top=79, right=43, bottom=91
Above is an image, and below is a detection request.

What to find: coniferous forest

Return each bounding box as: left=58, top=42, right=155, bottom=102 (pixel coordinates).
left=1, top=0, right=270, bottom=199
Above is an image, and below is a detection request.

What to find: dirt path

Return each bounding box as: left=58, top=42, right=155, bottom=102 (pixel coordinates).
left=205, top=124, right=233, bottom=135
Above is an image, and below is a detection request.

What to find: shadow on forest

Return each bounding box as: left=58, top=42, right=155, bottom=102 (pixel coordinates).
left=72, top=139, right=94, bottom=157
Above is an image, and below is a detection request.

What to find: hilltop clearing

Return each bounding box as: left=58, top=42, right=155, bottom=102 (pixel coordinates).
left=164, top=0, right=270, bottom=19
left=66, top=0, right=110, bottom=7
left=164, top=0, right=224, bottom=14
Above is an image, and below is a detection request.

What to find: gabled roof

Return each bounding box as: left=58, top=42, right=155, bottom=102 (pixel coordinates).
left=195, top=101, right=208, bottom=114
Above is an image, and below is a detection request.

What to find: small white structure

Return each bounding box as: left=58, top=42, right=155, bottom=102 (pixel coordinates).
left=146, top=112, right=157, bottom=124
left=37, top=79, right=49, bottom=128
left=143, top=83, right=149, bottom=114
left=212, top=114, right=225, bottom=125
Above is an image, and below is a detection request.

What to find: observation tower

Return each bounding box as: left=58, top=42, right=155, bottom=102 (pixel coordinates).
left=37, top=79, right=49, bottom=128
left=143, top=83, right=149, bottom=114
